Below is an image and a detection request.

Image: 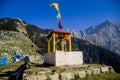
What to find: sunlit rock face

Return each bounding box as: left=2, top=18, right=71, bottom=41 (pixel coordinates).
left=68, top=20, right=120, bottom=55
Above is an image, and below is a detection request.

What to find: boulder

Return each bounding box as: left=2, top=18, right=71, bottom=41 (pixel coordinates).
left=24, top=75, right=47, bottom=80
left=100, top=67, right=109, bottom=73
left=74, top=70, right=86, bottom=78
left=60, top=72, right=74, bottom=80
left=49, top=72, right=59, bottom=80
left=86, top=69, right=92, bottom=75
left=92, top=67, right=100, bottom=75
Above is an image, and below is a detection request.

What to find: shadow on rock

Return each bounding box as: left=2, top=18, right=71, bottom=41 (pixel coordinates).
left=32, top=62, right=54, bottom=68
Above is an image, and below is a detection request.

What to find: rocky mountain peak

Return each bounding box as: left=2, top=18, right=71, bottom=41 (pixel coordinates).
left=101, top=19, right=120, bottom=28
left=0, top=18, right=52, bottom=54
left=0, top=18, right=40, bottom=54
left=0, top=18, right=28, bottom=35
left=0, top=18, right=27, bottom=27
left=104, top=19, right=113, bottom=24
left=15, top=18, right=27, bottom=27
left=67, top=20, right=120, bottom=55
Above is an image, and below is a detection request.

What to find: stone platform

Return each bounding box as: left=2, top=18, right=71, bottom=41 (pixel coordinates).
left=44, top=51, right=83, bottom=66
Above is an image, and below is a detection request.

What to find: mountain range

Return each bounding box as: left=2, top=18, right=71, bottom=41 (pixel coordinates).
left=0, top=18, right=120, bottom=73
left=67, top=20, right=120, bottom=55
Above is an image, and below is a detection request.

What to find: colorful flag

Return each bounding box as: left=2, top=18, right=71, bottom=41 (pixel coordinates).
left=50, top=3, right=59, bottom=11
left=50, top=3, right=61, bottom=19
left=57, top=12, right=61, bottom=19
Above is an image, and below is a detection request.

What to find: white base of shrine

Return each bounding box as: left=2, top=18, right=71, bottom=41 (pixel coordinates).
left=44, top=51, right=83, bottom=66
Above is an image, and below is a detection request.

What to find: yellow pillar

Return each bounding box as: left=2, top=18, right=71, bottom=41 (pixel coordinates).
left=62, top=38, right=64, bottom=51
left=48, top=40, right=50, bottom=53
left=53, top=33, right=56, bottom=52
left=69, top=35, right=72, bottom=51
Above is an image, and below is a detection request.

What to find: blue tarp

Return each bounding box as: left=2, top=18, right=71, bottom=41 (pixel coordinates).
left=16, top=55, right=24, bottom=60
left=0, top=57, right=8, bottom=66
left=12, top=55, right=24, bottom=63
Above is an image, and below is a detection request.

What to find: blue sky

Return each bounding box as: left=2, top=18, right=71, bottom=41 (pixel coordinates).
left=0, top=0, right=120, bottom=30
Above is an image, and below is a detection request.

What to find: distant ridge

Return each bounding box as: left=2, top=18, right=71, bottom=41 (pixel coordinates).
left=67, top=20, right=120, bottom=55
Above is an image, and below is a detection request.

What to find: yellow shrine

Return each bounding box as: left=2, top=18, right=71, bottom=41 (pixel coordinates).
left=44, top=2, right=83, bottom=66
left=44, top=30, right=83, bottom=66
left=47, top=30, right=72, bottom=53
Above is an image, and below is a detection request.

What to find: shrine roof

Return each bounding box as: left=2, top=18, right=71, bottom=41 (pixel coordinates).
left=47, top=30, right=71, bottom=39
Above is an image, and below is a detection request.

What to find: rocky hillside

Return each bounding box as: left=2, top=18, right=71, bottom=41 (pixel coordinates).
left=25, top=24, right=52, bottom=53
left=0, top=18, right=50, bottom=54
left=67, top=20, right=120, bottom=55
left=0, top=31, right=38, bottom=54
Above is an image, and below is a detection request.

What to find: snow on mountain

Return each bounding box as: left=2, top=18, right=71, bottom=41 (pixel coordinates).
left=67, top=20, right=120, bottom=55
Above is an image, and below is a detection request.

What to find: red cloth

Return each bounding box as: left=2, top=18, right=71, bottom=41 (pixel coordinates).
left=59, top=20, right=63, bottom=29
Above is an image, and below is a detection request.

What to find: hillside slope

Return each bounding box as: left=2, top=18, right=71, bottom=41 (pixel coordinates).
left=25, top=24, right=52, bottom=53
left=72, top=37, right=120, bottom=73
left=0, top=31, right=38, bottom=54
left=0, top=18, right=39, bottom=54
left=0, top=18, right=53, bottom=54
